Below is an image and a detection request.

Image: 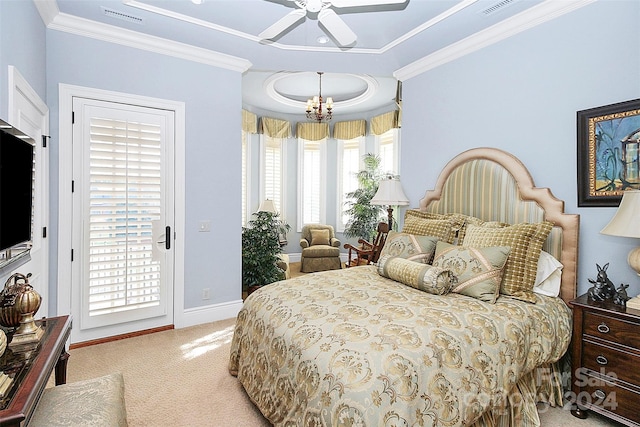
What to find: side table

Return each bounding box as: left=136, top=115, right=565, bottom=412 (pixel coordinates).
left=0, top=315, right=72, bottom=427
left=569, top=294, right=640, bottom=426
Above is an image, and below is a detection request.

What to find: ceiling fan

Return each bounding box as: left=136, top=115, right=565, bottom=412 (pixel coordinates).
left=259, top=0, right=408, bottom=47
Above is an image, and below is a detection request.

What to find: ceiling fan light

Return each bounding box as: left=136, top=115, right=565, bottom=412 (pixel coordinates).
left=306, top=0, right=324, bottom=13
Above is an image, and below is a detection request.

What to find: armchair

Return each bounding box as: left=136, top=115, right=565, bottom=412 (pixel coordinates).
left=299, top=224, right=342, bottom=273
left=344, top=222, right=389, bottom=267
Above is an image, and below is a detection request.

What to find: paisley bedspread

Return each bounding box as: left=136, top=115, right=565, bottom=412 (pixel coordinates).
left=229, top=265, right=572, bottom=427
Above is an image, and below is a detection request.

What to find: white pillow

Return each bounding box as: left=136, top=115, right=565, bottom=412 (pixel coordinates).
left=532, top=251, right=563, bottom=297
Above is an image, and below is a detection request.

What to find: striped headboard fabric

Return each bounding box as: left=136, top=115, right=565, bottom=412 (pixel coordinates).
left=417, top=148, right=579, bottom=303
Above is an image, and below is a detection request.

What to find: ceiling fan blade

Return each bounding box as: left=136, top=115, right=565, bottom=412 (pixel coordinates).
left=318, top=9, right=357, bottom=46
left=330, top=0, right=408, bottom=8
left=258, top=9, right=306, bottom=41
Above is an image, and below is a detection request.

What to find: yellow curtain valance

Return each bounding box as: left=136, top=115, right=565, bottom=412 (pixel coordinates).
left=242, top=109, right=257, bottom=134
left=296, top=122, right=329, bottom=141
left=333, top=120, right=366, bottom=140
left=370, top=110, right=400, bottom=135
left=260, top=117, right=291, bottom=138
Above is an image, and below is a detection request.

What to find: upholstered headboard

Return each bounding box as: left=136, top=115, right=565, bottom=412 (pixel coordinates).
left=417, top=148, right=579, bottom=303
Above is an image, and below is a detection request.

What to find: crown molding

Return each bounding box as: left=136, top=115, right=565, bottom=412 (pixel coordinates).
left=33, top=0, right=60, bottom=26
left=394, top=0, right=596, bottom=82
left=34, top=1, right=251, bottom=72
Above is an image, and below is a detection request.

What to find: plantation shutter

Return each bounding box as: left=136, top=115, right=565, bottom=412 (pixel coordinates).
left=242, top=130, right=248, bottom=225
left=340, top=138, right=361, bottom=227
left=264, top=136, right=282, bottom=212
left=302, top=139, right=321, bottom=224
left=88, top=117, right=162, bottom=317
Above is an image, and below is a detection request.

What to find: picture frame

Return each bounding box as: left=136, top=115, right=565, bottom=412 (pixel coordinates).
left=577, top=98, right=640, bottom=207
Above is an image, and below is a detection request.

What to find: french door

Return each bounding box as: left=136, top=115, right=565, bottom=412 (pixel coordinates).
left=71, top=98, right=175, bottom=342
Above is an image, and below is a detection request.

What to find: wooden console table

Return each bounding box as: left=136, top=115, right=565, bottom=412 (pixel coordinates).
left=0, top=316, right=72, bottom=427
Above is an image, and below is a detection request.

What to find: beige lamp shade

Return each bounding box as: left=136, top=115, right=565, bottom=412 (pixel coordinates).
left=370, top=177, right=410, bottom=206
left=370, top=177, right=409, bottom=230
left=601, top=189, right=640, bottom=275
left=258, top=199, right=277, bottom=213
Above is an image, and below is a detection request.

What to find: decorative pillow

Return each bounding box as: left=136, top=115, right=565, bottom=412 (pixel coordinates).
left=432, top=241, right=511, bottom=303
left=401, top=210, right=465, bottom=244
left=310, top=229, right=330, bottom=246
left=378, top=255, right=457, bottom=295
left=462, top=221, right=554, bottom=303
left=533, top=251, right=563, bottom=297
left=378, top=231, right=439, bottom=263
left=455, top=215, right=486, bottom=244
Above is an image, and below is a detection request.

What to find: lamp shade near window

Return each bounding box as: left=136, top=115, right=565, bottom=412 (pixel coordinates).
left=600, top=189, right=640, bottom=276
left=258, top=199, right=277, bottom=213
left=371, top=176, right=410, bottom=230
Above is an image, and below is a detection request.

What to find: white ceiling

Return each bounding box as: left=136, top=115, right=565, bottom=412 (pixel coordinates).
left=41, top=0, right=591, bottom=116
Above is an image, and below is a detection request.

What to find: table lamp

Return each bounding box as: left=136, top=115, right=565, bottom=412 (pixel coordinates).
left=600, top=189, right=640, bottom=276
left=370, top=176, right=410, bottom=230
left=258, top=199, right=277, bottom=214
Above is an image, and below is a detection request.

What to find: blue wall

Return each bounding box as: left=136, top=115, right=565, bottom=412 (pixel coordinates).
left=0, top=1, right=46, bottom=120
left=45, top=32, right=243, bottom=310
left=401, top=0, right=640, bottom=296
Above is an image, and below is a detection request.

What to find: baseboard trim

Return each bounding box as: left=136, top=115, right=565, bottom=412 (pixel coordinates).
left=177, top=299, right=244, bottom=329
left=70, top=324, right=175, bottom=349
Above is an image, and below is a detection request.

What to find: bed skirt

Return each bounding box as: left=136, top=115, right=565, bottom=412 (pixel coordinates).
left=471, top=360, right=566, bottom=427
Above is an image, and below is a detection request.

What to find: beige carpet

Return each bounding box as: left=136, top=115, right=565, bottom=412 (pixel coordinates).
left=48, top=263, right=623, bottom=426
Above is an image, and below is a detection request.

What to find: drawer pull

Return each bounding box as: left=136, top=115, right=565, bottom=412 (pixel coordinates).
left=593, top=389, right=607, bottom=400
left=597, top=323, right=610, bottom=333
left=596, top=355, right=608, bottom=365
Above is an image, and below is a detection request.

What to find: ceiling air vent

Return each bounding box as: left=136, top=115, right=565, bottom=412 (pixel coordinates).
left=101, top=7, right=145, bottom=25
left=480, top=0, right=518, bottom=16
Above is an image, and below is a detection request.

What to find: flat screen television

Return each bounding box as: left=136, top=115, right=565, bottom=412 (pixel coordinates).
left=0, top=120, right=34, bottom=253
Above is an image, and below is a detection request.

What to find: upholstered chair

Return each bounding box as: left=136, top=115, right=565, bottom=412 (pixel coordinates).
left=299, top=224, right=342, bottom=273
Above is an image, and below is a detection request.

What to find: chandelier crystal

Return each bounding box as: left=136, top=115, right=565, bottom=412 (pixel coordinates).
left=306, top=72, right=333, bottom=122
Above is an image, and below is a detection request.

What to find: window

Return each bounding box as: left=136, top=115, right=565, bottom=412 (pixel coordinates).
left=377, top=128, right=400, bottom=175
left=336, top=137, right=364, bottom=231
left=241, top=130, right=249, bottom=226
left=261, top=135, right=285, bottom=215
left=298, top=137, right=326, bottom=227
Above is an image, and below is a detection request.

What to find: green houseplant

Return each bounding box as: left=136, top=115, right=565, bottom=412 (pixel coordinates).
left=242, top=211, right=290, bottom=294
left=343, top=153, right=385, bottom=241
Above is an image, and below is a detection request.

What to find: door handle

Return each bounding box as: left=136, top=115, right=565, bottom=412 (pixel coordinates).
left=165, top=226, right=171, bottom=250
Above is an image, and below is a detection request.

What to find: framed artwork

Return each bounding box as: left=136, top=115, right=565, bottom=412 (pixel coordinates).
left=577, top=98, right=640, bottom=207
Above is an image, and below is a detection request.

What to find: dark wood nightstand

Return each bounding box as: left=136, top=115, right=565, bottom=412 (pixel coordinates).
left=569, top=293, right=640, bottom=426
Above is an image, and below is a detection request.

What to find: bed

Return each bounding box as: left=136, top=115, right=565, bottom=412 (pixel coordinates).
left=229, top=147, right=580, bottom=427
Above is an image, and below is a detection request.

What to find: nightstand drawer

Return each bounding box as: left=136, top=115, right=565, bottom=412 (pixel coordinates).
left=582, top=340, right=640, bottom=385
left=584, top=311, right=640, bottom=349
left=578, top=373, right=640, bottom=424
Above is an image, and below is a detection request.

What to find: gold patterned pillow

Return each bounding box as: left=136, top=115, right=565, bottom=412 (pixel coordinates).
left=378, top=255, right=457, bottom=295
left=462, top=221, right=554, bottom=303
left=401, top=210, right=465, bottom=244
left=455, top=214, right=486, bottom=243
left=432, top=241, right=511, bottom=303
left=378, top=231, right=439, bottom=264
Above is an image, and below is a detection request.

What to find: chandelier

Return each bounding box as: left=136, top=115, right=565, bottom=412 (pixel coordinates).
left=305, top=72, right=333, bottom=122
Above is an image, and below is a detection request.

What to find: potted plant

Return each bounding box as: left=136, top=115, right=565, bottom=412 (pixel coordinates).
left=343, top=153, right=385, bottom=241
left=242, top=211, right=290, bottom=295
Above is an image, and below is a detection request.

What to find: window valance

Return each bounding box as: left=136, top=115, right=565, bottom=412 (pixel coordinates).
left=242, top=109, right=257, bottom=134
left=296, top=122, right=329, bottom=141
left=261, top=117, right=291, bottom=138
left=370, top=110, right=400, bottom=135
left=333, top=120, right=366, bottom=140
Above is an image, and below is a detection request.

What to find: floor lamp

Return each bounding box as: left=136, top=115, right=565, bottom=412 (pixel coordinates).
left=371, top=176, right=410, bottom=230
